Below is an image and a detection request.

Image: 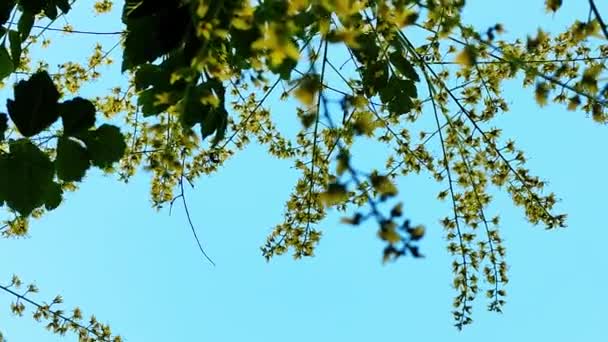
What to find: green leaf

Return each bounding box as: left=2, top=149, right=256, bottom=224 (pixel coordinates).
left=42, top=181, right=63, bottom=211
left=8, top=30, right=21, bottom=67
left=134, top=64, right=164, bottom=91
left=0, top=140, right=55, bottom=216
left=54, top=0, right=71, bottom=13
left=6, top=70, right=60, bottom=137
left=19, top=0, right=45, bottom=15
left=137, top=88, right=171, bottom=117
left=180, top=84, right=209, bottom=128
left=0, top=113, right=7, bottom=140
left=55, top=137, right=90, bottom=182
left=44, top=1, right=58, bottom=20
left=389, top=51, right=419, bottom=81
left=361, top=61, right=389, bottom=96
left=17, top=12, right=35, bottom=41
left=380, top=76, right=417, bottom=115
left=122, top=0, right=144, bottom=20
left=80, top=124, right=126, bottom=168
left=352, top=33, right=381, bottom=63
left=201, top=108, right=219, bottom=139
left=60, top=97, right=96, bottom=135
left=211, top=107, right=228, bottom=146
left=19, top=0, right=70, bottom=19
left=0, top=45, right=13, bottom=80
left=121, top=5, right=190, bottom=71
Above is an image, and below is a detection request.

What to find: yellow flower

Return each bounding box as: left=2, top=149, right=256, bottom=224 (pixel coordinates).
left=334, top=26, right=360, bottom=48
left=251, top=23, right=299, bottom=66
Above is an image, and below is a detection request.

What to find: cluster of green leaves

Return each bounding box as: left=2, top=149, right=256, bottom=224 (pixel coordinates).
left=1, top=0, right=608, bottom=339
left=0, top=69, right=125, bottom=217
left=1, top=1, right=127, bottom=339
left=1, top=0, right=126, bottom=219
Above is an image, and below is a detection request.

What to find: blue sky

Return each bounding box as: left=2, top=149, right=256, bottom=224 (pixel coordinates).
left=1, top=0, right=607, bottom=341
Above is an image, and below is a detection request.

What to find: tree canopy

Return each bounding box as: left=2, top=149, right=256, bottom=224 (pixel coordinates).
left=0, top=0, right=606, bottom=340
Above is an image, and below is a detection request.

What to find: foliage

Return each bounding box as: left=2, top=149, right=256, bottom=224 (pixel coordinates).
left=0, top=0, right=607, bottom=339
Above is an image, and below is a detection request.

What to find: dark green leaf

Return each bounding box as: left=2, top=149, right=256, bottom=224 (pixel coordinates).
left=201, top=108, right=219, bottom=139
left=19, top=0, right=45, bottom=14
left=211, top=107, right=228, bottom=146
left=17, top=12, right=35, bottom=41
left=55, top=137, right=90, bottom=182
left=19, top=0, right=69, bottom=18
left=0, top=45, right=13, bottom=80
left=137, top=88, right=171, bottom=117
left=0, top=113, right=7, bottom=140
left=6, top=70, right=60, bottom=137
left=42, top=181, right=63, bottom=211
left=44, top=2, right=58, bottom=19
left=60, top=97, right=96, bottom=135
left=389, top=51, right=419, bottom=81
left=80, top=124, right=126, bottom=168
left=122, top=0, right=143, bottom=21
left=180, top=84, right=208, bottom=128
left=362, top=62, right=388, bottom=96
left=8, top=30, right=21, bottom=67
left=229, top=27, right=260, bottom=68
left=54, top=0, right=70, bottom=13
left=134, top=64, right=164, bottom=91
left=352, top=33, right=380, bottom=63
left=0, top=140, right=55, bottom=216
left=380, top=76, right=416, bottom=115
left=121, top=5, right=190, bottom=71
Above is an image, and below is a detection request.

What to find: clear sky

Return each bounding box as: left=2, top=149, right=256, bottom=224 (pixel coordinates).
left=1, top=1, right=607, bottom=341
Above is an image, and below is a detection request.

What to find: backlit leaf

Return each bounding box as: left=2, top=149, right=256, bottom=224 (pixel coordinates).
left=60, top=97, right=96, bottom=136
left=80, top=124, right=126, bottom=168
left=55, top=137, right=90, bottom=182
left=6, top=70, right=60, bottom=137
left=0, top=140, right=54, bottom=216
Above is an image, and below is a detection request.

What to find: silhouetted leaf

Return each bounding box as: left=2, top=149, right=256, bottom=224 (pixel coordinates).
left=42, top=181, right=63, bottom=211
left=134, top=63, right=164, bottom=91
left=19, top=0, right=70, bottom=19
left=55, top=137, right=90, bottom=182
left=380, top=76, right=416, bottom=115
left=0, top=113, right=7, bottom=140
left=6, top=70, right=60, bottom=137
left=180, top=84, right=209, bottom=127
left=389, top=51, right=419, bottom=81
left=55, top=0, right=70, bottom=13
left=80, top=124, right=126, bottom=168
left=0, top=45, right=12, bottom=80
left=121, top=4, right=190, bottom=71
left=211, top=107, right=228, bottom=146
left=60, top=97, right=96, bottom=135
left=201, top=108, right=220, bottom=139
left=17, top=12, right=34, bottom=41
left=137, top=88, right=171, bottom=117
left=8, top=30, right=21, bottom=66
left=361, top=61, right=388, bottom=96
left=0, top=140, right=54, bottom=216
